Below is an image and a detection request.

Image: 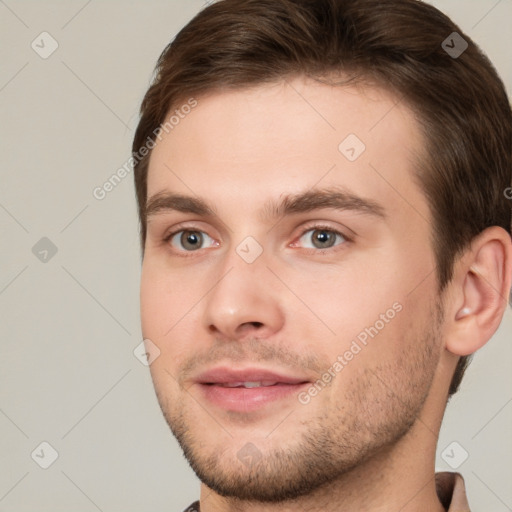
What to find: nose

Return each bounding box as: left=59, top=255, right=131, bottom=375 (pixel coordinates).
left=201, top=253, right=285, bottom=342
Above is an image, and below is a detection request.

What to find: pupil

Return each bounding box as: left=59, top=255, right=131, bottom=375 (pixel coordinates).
left=314, top=230, right=333, bottom=248
left=182, top=231, right=202, bottom=250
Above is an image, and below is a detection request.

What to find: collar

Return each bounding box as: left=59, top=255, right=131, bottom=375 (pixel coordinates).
left=436, top=471, right=471, bottom=511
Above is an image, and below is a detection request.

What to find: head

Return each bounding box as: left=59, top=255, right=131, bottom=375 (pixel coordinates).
left=133, top=0, right=512, bottom=503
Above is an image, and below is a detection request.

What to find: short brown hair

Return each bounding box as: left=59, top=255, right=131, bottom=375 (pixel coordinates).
left=132, top=0, right=512, bottom=395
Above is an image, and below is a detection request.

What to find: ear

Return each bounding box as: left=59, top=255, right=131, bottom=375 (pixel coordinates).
left=444, top=226, right=512, bottom=356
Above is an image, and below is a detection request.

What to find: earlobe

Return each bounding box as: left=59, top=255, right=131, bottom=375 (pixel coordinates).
left=445, top=227, right=512, bottom=357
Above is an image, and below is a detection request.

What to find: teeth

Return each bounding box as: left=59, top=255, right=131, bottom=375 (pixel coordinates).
left=244, top=381, right=262, bottom=388
left=218, top=381, right=278, bottom=388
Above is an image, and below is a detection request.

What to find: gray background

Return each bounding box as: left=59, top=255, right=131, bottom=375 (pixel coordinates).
left=1, top=1, right=511, bottom=511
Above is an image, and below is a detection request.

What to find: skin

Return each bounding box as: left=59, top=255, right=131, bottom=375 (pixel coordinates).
left=140, top=77, right=512, bottom=511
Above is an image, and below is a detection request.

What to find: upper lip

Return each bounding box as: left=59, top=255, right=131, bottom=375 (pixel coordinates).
left=195, top=366, right=311, bottom=385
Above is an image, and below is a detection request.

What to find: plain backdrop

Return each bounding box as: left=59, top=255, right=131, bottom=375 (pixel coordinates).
left=1, top=1, right=511, bottom=511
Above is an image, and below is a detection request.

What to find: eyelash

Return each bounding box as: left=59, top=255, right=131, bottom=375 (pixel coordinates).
left=162, top=223, right=352, bottom=257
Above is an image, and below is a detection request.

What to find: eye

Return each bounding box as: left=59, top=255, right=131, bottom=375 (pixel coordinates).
left=296, top=226, right=348, bottom=250
left=167, top=229, right=216, bottom=252
left=163, top=225, right=348, bottom=254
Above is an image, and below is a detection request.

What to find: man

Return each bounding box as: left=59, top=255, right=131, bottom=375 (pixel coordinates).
left=132, top=0, right=512, bottom=510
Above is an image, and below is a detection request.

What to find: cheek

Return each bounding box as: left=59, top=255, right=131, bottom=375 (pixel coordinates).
left=140, top=262, right=169, bottom=337
left=140, top=259, right=199, bottom=361
left=286, top=262, right=402, bottom=341
left=291, top=257, right=431, bottom=369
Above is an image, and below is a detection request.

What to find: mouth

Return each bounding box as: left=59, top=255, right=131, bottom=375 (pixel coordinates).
left=208, top=380, right=299, bottom=388
left=195, top=367, right=311, bottom=412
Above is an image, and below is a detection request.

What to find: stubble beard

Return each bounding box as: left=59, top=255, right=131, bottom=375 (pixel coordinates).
left=153, top=303, right=443, bottom=503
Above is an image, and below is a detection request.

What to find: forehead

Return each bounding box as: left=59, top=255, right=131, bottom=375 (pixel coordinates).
left=146, top=77, right=430, bottom=224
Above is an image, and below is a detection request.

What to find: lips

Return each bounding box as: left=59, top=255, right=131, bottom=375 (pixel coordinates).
left=194, top=367, right=310, bottom=412
left=196, top=367, right=309, bottom=387
left=215, top=381, right=281, bottom=388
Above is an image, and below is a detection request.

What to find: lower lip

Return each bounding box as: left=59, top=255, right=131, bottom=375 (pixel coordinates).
left=199, top=383, right=309, bottom=412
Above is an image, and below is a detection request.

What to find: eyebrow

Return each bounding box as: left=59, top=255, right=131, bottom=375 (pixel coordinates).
left=145, top=186, right=386, bottom=223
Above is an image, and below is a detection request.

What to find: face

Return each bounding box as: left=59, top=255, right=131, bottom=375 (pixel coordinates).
left=140, top=78, right=444, bottom=501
